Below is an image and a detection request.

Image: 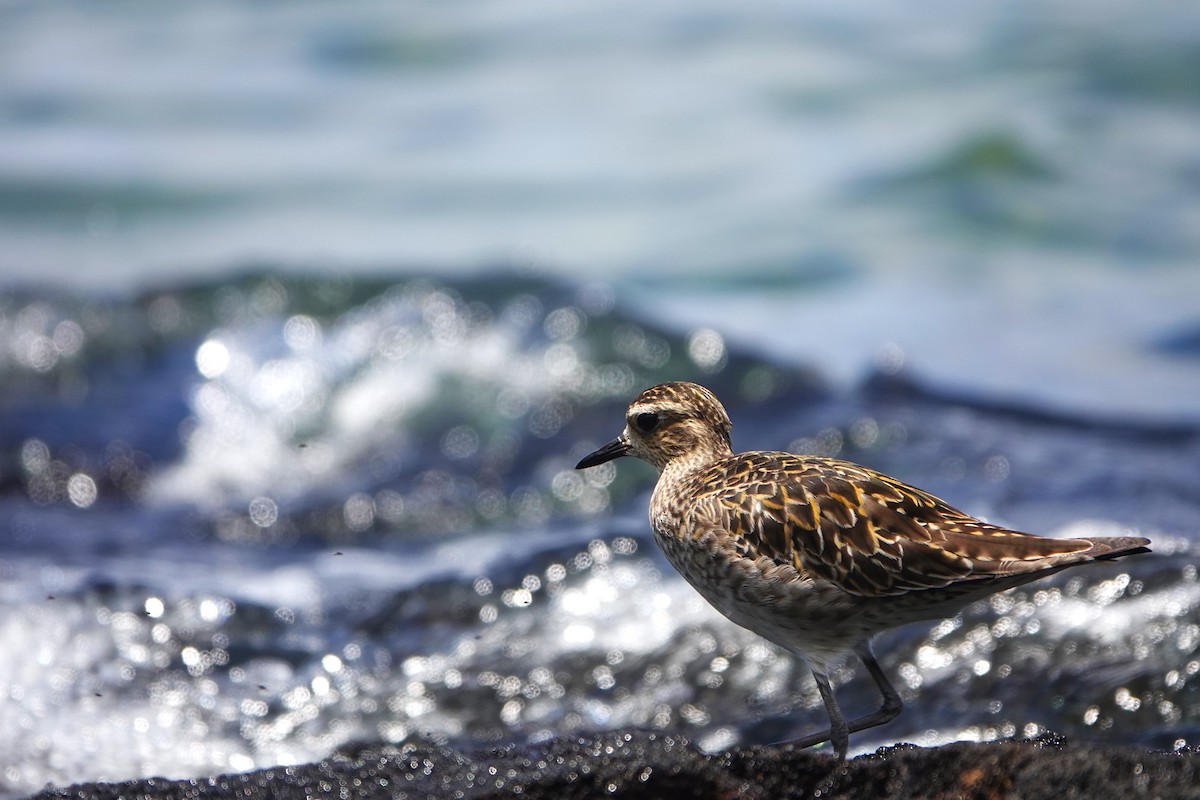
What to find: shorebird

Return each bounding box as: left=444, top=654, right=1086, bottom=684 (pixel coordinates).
left=575, top=381, right=1151, bottom=759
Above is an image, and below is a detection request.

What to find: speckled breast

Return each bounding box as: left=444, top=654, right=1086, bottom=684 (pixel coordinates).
left=649, top=523, right=869, bottom=669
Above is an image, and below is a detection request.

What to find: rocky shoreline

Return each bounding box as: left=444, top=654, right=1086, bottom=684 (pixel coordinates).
left=28, top=734, right=1200, bottom=800
left=30, top=731, right=1198, bottom=800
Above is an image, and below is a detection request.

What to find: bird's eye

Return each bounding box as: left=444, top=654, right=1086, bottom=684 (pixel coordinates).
left=634, top=412, right=660, bottom=433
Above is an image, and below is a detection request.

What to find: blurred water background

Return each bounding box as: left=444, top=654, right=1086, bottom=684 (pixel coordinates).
left=2, top=1, right=1200, bottom=796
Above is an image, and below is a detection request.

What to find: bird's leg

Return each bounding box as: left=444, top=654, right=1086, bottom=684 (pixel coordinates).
left=812, top=670, right=849, bottom=760
left=778, top=644, right=903, bottom=758
left=854, top=642, right=903, bottom=729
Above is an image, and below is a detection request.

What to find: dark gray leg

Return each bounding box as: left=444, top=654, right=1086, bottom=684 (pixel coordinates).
left=812, top=670, right=848, bottom=760
left=780, top=643, right=903, bottom=759
left=855, top=642, right=903, bottom=729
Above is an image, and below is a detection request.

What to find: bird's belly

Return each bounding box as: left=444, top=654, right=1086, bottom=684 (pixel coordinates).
left=653, top=530, right=868, bottom=670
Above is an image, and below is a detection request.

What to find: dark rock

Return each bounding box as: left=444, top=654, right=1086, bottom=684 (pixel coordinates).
left=29, top=731, right=1200, bottom=800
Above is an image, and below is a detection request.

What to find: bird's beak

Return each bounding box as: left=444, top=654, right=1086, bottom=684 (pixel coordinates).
left=575, top=435, right=630, bottom=469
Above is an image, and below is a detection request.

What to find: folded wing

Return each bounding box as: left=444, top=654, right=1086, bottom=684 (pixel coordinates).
left=698, top=454, right=1150, bottom=598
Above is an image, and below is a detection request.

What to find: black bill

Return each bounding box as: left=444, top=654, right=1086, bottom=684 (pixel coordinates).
left=575, top=436, right=630, bottom=469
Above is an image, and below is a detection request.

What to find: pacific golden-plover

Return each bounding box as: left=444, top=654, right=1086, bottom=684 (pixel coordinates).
left=575, top=381, right=1151, bottom=759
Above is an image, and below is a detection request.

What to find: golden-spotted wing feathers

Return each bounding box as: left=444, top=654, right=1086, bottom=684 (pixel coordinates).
left=688, top=453, right=1126, bottom=598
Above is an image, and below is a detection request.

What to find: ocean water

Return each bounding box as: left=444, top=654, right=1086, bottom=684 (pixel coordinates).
left=2, top=2, right=1200, bottom=797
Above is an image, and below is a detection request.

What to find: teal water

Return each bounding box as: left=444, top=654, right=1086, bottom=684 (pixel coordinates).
left=1, top=2, right=1199, bottom=796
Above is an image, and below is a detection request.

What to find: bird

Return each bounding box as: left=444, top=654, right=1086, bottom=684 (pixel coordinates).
left=574, top=381, right=1151, bottom=759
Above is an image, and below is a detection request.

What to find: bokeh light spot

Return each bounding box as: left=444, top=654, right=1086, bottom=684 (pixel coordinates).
left=248, top=496, right=279, bottom=527
left=195, top=340, right=231, bottom=379
left=67, top=474, right=97, bottom=508
left=687, top=328, right=727, bottom=372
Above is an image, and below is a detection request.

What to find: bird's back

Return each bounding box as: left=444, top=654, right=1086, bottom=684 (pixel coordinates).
left=654, top=450, right=1150, bottom=600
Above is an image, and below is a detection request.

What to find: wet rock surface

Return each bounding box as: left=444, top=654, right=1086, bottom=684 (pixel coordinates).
left=30, top=731, right=1200, bottom=800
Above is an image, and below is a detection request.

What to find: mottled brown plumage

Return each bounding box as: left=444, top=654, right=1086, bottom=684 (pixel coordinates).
left=575, top=381, right=1151, bottom=759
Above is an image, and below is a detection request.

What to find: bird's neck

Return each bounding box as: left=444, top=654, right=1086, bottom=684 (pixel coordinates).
left=655, top=436, right=731, bottom=477
left=649, top=443, right=732, bottom=525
